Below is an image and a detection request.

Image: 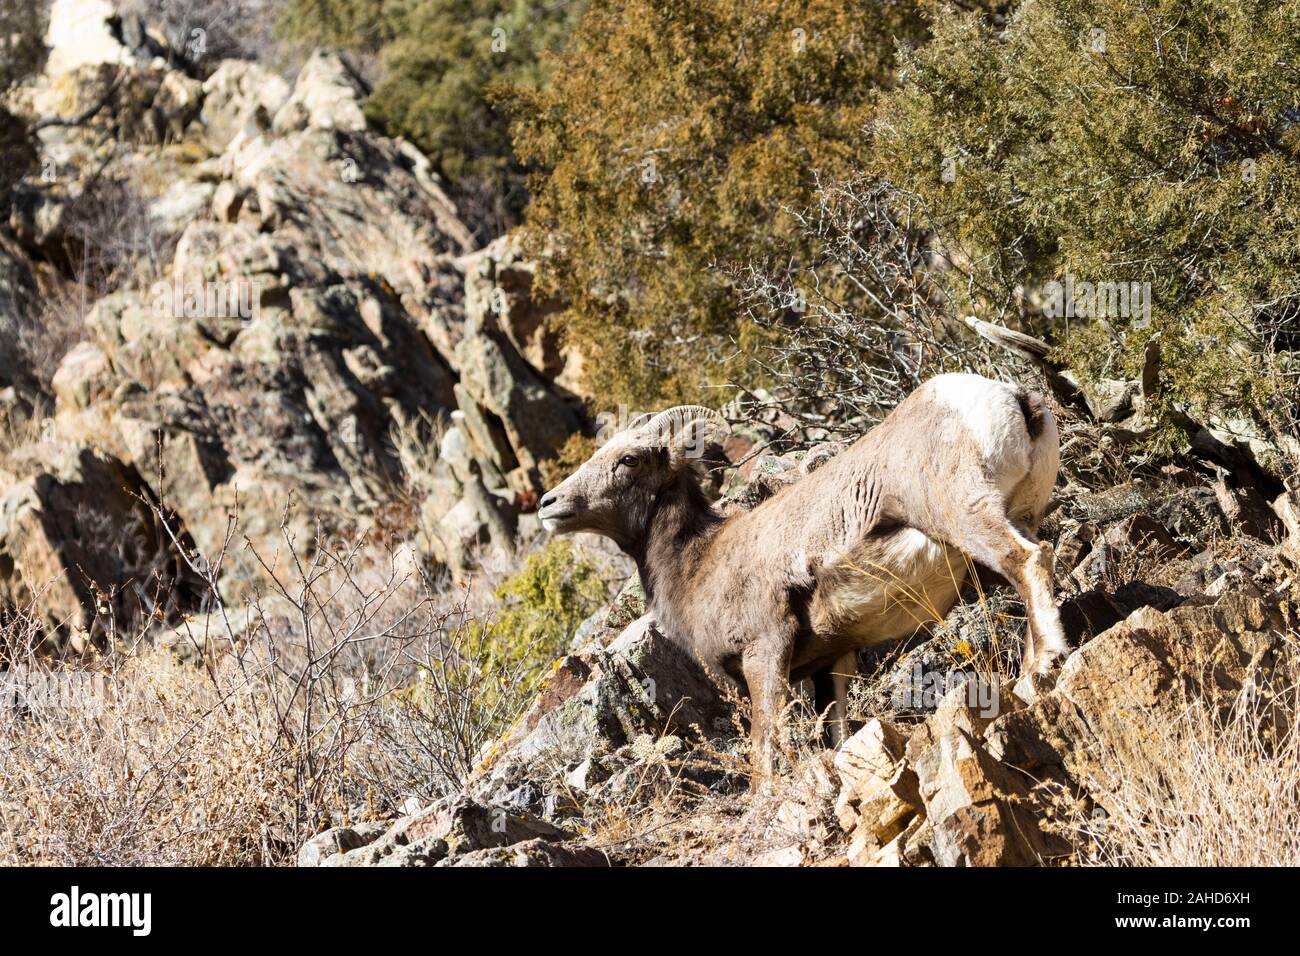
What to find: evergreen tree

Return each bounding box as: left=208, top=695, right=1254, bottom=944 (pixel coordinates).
left=874, top=0, right=1300, bottom=443
left=507, top=0, right=928, bottom=403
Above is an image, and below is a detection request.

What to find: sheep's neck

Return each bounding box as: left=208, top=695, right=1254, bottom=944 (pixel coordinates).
left=633, top=475, right=721, bottom=617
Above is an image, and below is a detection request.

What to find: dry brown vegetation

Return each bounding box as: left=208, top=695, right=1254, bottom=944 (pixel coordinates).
left=1, top=499, right=1296, bottom=866
left=1055, top=684, right=1300, bottom=867
left=0, top=507, right=559, bottom=866
left=571, top=695, right=849, bottom=867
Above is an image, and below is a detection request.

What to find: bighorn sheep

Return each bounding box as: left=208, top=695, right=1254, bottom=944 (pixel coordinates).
left=539, top=373, right=1067, bottom=777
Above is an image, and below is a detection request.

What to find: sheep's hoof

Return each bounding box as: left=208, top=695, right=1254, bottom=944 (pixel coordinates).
left=1013, top=651, right=1065, bottom=704
left=1012, top=670, right=1055, bottom=705
left=1035, top=645, right=1068, bottom=675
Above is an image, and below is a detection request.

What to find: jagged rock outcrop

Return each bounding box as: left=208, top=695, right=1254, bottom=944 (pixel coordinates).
left=300, top=576, right=1294, bottom=867
left=0, top=5, right=589, bottom=635
left=827, top=592, right=1294, bottom=868
left=300, top=609, right=742, bottom=866
left=461, top=234, right=576, bottom=388
left=310, top=795, right=592, bottom=868
left=987, top=594, right=1292, bottom=788
left=0, top=232, right=41, bottom=424
left=0, top=443, right=202, bottom=651
left=470, top=612, right=737, bottom=810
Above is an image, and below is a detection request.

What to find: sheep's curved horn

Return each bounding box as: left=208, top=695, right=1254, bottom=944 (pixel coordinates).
left=638, top=405, right=728, bottom=444
left=626, top=411, right=656, bottom=430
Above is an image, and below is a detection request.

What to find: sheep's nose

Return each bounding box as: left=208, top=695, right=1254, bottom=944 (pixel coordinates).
left=539, top=492, right=558, bottom=511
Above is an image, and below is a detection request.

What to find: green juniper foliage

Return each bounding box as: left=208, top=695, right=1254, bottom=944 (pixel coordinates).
left=279, top=0, right=1297, bottom=451
left=507, top=0, right=929, bottom=406
left=873, top=0, right=1300, bottom=445
left=278, top=0, right=400, bottom=54
left=477, top=539, right=608, bottom=697
left=393, top=540, right=606, bottom=758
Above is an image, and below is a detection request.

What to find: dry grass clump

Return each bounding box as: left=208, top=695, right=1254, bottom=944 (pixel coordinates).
left=1, top=646, right=308, bottom=865
left=574, top=691, right=851, bottom=867
left=1058, top=679, right=1300, bottom=867
left=840, top=553, right=1027, bottom=725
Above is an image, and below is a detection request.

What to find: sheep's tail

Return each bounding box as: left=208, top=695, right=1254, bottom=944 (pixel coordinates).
left=1015, top=387, right=1048, bottom=441
left=963, top=315, right=1090, bottom=416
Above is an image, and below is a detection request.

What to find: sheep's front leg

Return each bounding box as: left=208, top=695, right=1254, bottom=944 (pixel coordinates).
left=742, top=630, right=794, bottom=791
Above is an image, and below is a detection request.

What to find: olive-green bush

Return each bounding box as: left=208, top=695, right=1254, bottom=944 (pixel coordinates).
left=507, top=0, right=929, bottom=405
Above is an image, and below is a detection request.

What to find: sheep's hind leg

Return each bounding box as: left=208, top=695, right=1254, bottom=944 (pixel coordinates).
left=811, top=651, right=857, bottom=747
left=1018, top=535, right=1068, bottom=673
left=943, top=496, right=1069, bottom=691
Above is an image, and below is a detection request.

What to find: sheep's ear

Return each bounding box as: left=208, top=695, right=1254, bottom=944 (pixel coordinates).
left=668, top=416, right=722, bottom=471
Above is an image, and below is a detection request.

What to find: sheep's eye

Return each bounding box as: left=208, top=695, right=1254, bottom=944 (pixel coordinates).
left=619, top=454, right=640, bottom=469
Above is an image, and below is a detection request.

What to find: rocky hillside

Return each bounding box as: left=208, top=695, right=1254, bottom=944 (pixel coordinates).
left=2, top=1, right=1299, bottom=869
left=303, top=592, right=1293, bottom=867
left=0, top=1, right=586, bottom=652
left=299, top=429, right=1300, bottom=866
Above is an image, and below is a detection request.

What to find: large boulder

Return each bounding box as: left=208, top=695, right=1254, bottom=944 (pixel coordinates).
left=472, top=613, right=736, bottom=806
left=43, top=0, right=134, bottom=78
left=0, top=443, right=201, bottom=651
left=271, top=50, right=368, bottom=136
left=199, top=60, right=290, bottom=152
left=461, top=235, right=572, bottom=384
left=986, top=593, right=1292, bottom=798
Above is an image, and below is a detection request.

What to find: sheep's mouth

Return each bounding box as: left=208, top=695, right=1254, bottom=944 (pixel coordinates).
left=539, top=508, right=577, bottom=532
